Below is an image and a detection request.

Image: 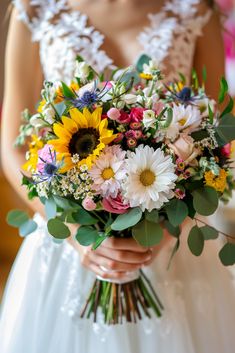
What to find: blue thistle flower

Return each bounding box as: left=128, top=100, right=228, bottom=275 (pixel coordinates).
left=33, top=149, right=63, bottom=184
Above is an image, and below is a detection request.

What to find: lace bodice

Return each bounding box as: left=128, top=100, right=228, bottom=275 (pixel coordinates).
left=13, top=0, right=212, bottom=84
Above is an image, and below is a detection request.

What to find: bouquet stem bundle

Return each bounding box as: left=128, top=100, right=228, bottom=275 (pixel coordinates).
left=80, top=270, right=163, bottom=325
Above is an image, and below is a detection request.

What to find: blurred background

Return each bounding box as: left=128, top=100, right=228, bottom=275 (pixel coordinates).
left=0, top=0, right=235, bottom=299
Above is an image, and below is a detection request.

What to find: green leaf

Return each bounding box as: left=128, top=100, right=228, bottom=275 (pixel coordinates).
left=19, top=219, right=37, bottom=237
left=61, top=82, right=76, bottom=99
left=188, top=225, right=204, bottom=256
left=72, top=209, right=98, bottom=225
left=218, top=76, right=228, bottom=104
left=191, top=129, right=209, bottom=141
left=145, top=210, right=159, bottom=223
left=47, top=218, right=71, bottom=239
left=7, top=210, right=29, bottom=227
left=162, top=108, right=173, bottom=128
left=75, top=226, right=100, bottom=246
left=92, top=234, right=108, bottom=250
left=167, top=238, right=180, bottom=269
left=192, top=187, right=218, bottom=216
left=53, top=196, right=80, bottom=211
left=215, top=113, right=235, bottom=145
left=55, top=102, right=66, bottom=116
left=136, top=54, right=151, bottom=73
left=111, top=207, right=142, bottom=231
left=201, top=225, right=219, bottom=240
left=219, top=242, right=235, bottom=266
left=45, top=198, right=57, bottom=220
left=132, top=220, right=163, bottom=247
left=220, top=97, right=234, bottom=118
left=165, top=199, right=188, bottom=227
left=164, top=220, right=181, bottom=237
left=208, top=104, right=214, bottom=124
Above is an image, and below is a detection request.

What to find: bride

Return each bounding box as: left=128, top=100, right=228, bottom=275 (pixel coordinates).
left=1, top=1, right=235, bottom=352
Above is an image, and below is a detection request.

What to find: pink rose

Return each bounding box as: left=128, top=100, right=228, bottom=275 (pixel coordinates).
left=129, top=107, right=145, bottom=122
left=102, top=194, right=129, bottom=214
left=168, top=133, right=201, bottom=165
left=37, top=144, right=54, bottom=173
left=82, top=197, right=96, bottom=211
left=107, top=108, right=121, bottom=121
left=221, top=143, right=232, bottom=158
left=116, top=110, right=131, bottom=124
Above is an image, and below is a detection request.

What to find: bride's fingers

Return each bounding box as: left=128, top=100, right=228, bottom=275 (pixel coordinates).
left=89, top=251, right=143, bottom=272
left=102, top=237, right=149, bottom=253
left=94, top=246, right=152, bottom=264
left=86, top=262, right=127, bottom=280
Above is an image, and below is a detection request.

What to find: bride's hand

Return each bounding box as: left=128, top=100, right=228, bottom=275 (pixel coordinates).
left=68, top=225, right=172, bottom=279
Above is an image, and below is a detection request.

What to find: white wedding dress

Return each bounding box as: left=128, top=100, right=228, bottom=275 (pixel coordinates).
left=1, top=1, right=235, bottom=352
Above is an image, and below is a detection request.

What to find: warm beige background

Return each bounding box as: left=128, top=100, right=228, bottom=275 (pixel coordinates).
left=0, top=1, right=24, bottom=298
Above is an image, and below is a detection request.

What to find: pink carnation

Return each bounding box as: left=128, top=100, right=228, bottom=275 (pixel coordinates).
left=221, top=143, right=232, bottom=158
left=102, top=194, right=130, bottom=214
left=129, top=107, right=145, bottom=122
left=82, top=197, right=96, bottom=211
left=116, top=110, right=131, bottom=124
left=37, top=144, right=54, bottom=173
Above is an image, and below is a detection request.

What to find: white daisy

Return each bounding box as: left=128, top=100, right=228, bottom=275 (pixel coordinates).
left=166, top=103, right=201, bottom=140
left=123, top=145, right=177, bottom=211
left=89, top=145, right=127, bottom=198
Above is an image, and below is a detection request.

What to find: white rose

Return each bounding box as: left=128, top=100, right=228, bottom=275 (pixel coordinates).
left=143, top=110, right=156, bottom=129
left=75, top=61, right=90, bottom=80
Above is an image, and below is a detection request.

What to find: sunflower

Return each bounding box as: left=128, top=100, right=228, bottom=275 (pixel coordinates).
left=22, top=135, right=44, bottom=172
left=48, top=107, right=116, bottom=172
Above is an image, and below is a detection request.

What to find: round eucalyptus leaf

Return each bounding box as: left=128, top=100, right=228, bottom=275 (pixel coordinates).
left=111, top=208, right=142, bottom=231
left=145, top=210, right=159, bottom=223
left=47, top=218, right=70, bottom=239
left=19, top=220, right=38, bottom=237
left=166, top=199, right=188, bottom=227
left=188, top=225, right=204, bottom=256
left=192, top=187, right=218, bottom=216
left=45, top=198, right=57, bottom=220
left=72, top=209, right=98, bottom=225
left=75, top=226, right=100, bottom=246
left=201, top=225, right=219, bottom=240
left=132, top=220, right=163, bottom=247
left=7, top=210, right=29, bottom=227
left=219, top=242, right=235, bottom=266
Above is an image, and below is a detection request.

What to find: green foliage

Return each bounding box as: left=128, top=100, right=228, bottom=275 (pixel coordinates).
left=208, top=104, right=214, bottom=124
left=145, top=210, right=159, bottom=223
left=53, top=195, right=80, bottom=211
left=220, top=97, right=234, bottom=118
left=191, top=129, right=209, bottom=141
left=165, top=199, right=188, bottom=227
left=219, top=242, right=235, bottom=266
left=136, top=54, right=151, bottom=73
left=188, top=226, right=204, bottom=256
left=72, top=209, right=98, bottom=226
left=47, top=218, right=70, bottom=239
left=19, top=219, right=37, bottom=237
left=218, top=76, right=228, bottom=104
left=200, top=225, right=219, bottom=240
left=164, top=220, right=181, bottom=237
left=55, top=102, right=66, bottom=116
left=45, top=198, right=57, bottom=220
left=192, top=187, right=218, bottom=216
left=132, top=220, right=163, bottom=247
left=7, top=210, right=29, bottom=227
left=75, top=226, right=100, bottom=246
left=215, top=113, right=235, bottom=146
left=61, top=82, right=76, bottom=99
left=111, top=208, right=142, bottom=231
left=92, top=234, right=108, bottom=250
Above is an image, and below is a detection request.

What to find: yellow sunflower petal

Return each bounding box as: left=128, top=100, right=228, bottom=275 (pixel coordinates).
left=61, top=116, right=78, bottom=134
left=70, top=108, right=88, bottom=128
left=53, top=123, right=71, bottom=141
left=99, top=118, right=108, bottom=134
left=100, top=134, right=117, bottom=144
left=91, top=107, right=102, bottom=128
left=82, top=108, right=93, bottom=127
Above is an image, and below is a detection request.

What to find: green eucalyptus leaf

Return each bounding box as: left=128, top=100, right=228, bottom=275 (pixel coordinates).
left=191, top=130, right=209, bottom=141
left=220, top=96, right=234, bottom=118
left=72, top=209, right=98, bottom=225
left=165, top=199, right=188, bottom=227
left=188, top=225, right=204, bottom=256
left=165, top=220, right=181, bottom=237
left=47, top=218, right=70, bottom=239
left=215, top=113, right=235, bottom=145
left=61, top=82, right=76, bottom=99
left=136, top=54, right=151, bottom=73
left=201, top=225, right=219, bottom=240
left=53, top=195, right=80, bottom=211
left=75, top=226, right=100, bottom=246
left=111, top=208, right=142, bottom=231
left=7, top=210, right=29, bottom=228
left=192, top=187, right=218, bottom=216
left=219, top=242, right=235, bottom=266
left=45, top=198, right=57, bottom=220
left=55, top=102, right=66, bottom=116
left=19, top=219, right=37, bottom=237
left=167, top=238, right=180, bottom=269
left=92, top=234, right=108, bottom=250
left=145, top=210, right=159, bottom=223
left=132, top=220, right=163, bottom=247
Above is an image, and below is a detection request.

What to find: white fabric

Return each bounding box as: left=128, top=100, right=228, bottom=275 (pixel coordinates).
left=1, top=1, right=235, bottom=352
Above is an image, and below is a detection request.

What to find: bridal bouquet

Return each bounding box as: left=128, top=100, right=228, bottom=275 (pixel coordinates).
left=7, top=56, right=235, bottom=324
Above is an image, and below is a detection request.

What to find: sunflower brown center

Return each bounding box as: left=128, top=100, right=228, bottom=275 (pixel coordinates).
left=69, top=128, right=99, bottom=159
left=102, top=167, right=115, bottom=180
left=140, top=169, right=156, bottom=187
